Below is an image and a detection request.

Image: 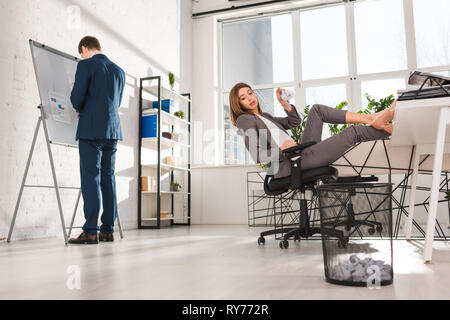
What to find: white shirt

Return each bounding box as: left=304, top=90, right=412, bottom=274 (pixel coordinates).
left=257, top=114, right=293, bottom=149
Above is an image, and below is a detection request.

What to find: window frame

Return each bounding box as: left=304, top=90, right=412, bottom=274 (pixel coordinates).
left=218, top=0, right=450, bottom=166
left=219, top=12, right=297, bottom=166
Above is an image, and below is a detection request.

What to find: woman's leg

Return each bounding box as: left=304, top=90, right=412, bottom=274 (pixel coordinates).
left=301, top=104, right=346, bottom=144
left=301, top=104, right=379, bottom=144
left=300, top=125, right=390, bottom=170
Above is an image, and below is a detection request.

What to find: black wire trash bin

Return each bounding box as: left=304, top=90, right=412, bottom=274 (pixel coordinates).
left=317, top=182, right=394, bottom=287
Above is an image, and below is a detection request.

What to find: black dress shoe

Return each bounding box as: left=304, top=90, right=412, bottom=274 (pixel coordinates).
left=99, top=232, right=114, bottom=242
left=68, top=232, right=98, bottom=244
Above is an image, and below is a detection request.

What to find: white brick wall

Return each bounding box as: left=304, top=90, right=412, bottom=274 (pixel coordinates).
left=0, top=0, right=192, bottom=240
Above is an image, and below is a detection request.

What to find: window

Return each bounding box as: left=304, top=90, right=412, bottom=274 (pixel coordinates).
left=222, top=14, right=294, bottom=91
left=431, top=70, right=450, bottom=78
left=305, top=84, right=348, bottom=140
left=223, top=94, right=247, bottom=165
left=255, top=87, right=296, bottom=117
left=361, top=78, right=405, bottom=104
left=222, top=13, right=295, bottom=164
left=354, top=0, right=407, bottom=74
left=220, top=0, right=450, bottom=166
left=300, top=5, right=349, bottom=80
left=413, top=0, right=450, bottom=68
left=299, top=5, right=349, bottom=140
left=305, top=84, right=347, bottom=110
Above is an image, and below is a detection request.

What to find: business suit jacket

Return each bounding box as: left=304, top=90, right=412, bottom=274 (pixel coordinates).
left=235, top=105, right=302, bottom=179
left=70, top=53, right=125, bottom=141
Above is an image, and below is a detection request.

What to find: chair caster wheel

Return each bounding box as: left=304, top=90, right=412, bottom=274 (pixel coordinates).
left=294, top=235, right=300, bottom=243
left=376, top=225, right=383, bottom=232
left=257, top=236, right=265, bottom=246
left=279, top=240, right=289, bottom=249
left=368, top=228, right=375, bottom=235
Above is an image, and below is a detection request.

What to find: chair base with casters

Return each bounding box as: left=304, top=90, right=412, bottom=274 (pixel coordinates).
left=257, top=177, right=322, bottom=247
left=319, top=180, right=386, bottom=249
left=331, top=200, right=383, bottom=234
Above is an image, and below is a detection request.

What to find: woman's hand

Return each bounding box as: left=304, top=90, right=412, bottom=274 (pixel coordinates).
left=276, top=88, right=289, bottom=106
left=280, top=139, right=298, bottom=150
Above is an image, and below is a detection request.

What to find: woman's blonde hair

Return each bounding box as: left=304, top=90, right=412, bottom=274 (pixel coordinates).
left=229, top=82, right=262, bottom=126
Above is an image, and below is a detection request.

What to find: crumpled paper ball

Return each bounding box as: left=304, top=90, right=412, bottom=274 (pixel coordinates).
left=281, top=89, right=294, bottom=101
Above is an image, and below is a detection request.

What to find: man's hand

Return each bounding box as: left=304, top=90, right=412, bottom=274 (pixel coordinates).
left=280, top=139, right=297, bottom=150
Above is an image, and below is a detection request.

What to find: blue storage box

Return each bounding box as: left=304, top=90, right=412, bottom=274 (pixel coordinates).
left=152, top=99, right=174, bottom=113
left=142, top=114, right=157, bottom=138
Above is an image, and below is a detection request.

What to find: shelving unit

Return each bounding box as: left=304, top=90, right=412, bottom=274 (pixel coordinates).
left=142, top=191, right=191, bottom=195
left=142, top=137, right=191, bottom=150
left=138, top=76, right=191, bottom=229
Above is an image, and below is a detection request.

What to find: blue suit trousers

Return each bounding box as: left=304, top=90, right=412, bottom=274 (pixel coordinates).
left=79, top=139, right=118, bottom=236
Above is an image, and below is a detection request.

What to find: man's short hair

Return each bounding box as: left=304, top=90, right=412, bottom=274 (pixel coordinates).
left=78, top=36, right=101, bottom=54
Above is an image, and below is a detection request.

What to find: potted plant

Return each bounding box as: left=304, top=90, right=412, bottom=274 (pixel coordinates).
left=360, top=93, right=395, bottom=114
left=170, top=181, right=182, bottom=192
left=328, top=93, right=395, bottom=136
left=290, top=105, right=310, bottom=143
left=174, top=110, right=185, bottom=119
left=168, top=72, right=175, bottom=90
left=258, top=162, right=271, bottom=170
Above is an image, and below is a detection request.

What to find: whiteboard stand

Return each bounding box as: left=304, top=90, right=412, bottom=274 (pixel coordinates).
left=8, top=106, right=71, bottom=244
left=7, top=106, right=124, bottom=244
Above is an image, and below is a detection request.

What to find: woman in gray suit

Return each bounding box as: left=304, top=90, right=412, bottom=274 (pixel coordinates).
left=229, top=82, right=395, bottom=179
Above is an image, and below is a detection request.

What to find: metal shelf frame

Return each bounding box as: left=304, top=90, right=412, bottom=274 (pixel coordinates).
left=138, top=76, right=191, bottom=229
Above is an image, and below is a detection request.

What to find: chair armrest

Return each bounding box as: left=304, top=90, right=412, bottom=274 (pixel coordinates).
left=282, top=141, right=316, bottom=159
left=282, top=141, right=316, bottom=189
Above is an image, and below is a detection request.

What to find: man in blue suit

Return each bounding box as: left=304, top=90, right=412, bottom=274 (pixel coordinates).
left=68, top=36, right=125, bottom=244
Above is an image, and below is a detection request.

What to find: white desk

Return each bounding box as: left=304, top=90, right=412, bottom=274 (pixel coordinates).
left=390, top=96, right=450, bottom=262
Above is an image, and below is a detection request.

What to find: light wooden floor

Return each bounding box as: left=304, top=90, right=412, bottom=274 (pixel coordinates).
left=1, top=225, right=450, bottom=300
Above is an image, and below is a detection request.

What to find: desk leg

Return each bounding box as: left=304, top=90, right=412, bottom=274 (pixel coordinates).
left=405, top=145, right=420, bottom=240
left=424, top=107, right=447, bottom=263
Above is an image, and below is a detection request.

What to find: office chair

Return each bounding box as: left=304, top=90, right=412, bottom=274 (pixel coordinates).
left=257, top=141, right=380, bottom=249
left=257, top=141, right=344, bottom=249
